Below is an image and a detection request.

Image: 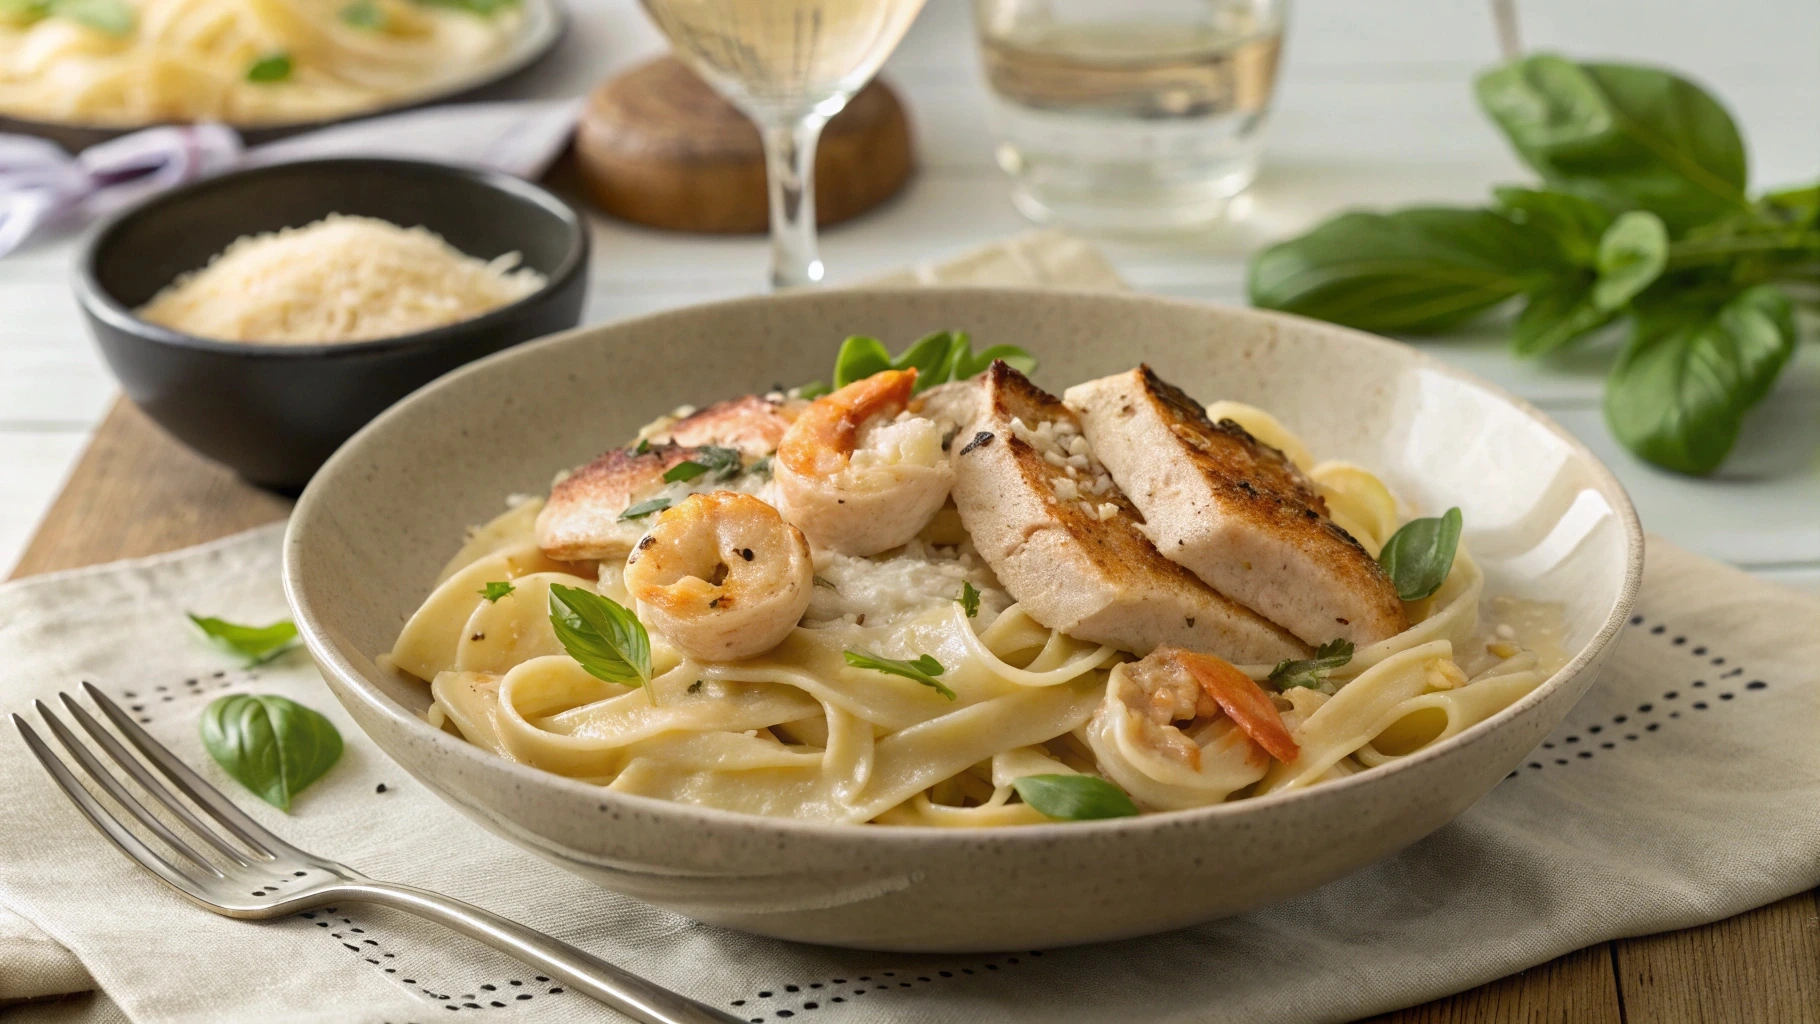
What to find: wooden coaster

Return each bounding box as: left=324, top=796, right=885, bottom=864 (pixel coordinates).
left=574, top=56, right=914, bottom=234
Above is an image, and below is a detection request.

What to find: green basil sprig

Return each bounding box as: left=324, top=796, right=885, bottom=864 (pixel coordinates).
left=548, top=584, right=652, bottom=687
left=1267, top=638, right=1355, bottom=691
left=843, top=650, right=956, bottom=700
left=1011, top=774, right=1138, bottom=821
left=1378, top=508, right=1463, bottom=602
left=800, top=330, right=1038, bottom=398
left=188, top=614, right=298, bottom=665
left=200, top=695, right=342, bottom=811
left=1248, top=54, right=1820, bottom=476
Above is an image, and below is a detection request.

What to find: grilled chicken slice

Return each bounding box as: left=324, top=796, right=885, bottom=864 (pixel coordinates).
left=1064, top=366, right=1408, bottom=647
left=950, top=362, right=1307, bottom=662
left=535, top=395, right=800, bottom=561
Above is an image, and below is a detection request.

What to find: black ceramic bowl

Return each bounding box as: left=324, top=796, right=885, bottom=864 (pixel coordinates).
left=75, top=157, right=589, bottom=489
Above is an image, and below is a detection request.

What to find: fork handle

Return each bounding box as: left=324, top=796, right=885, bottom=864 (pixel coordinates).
left=341, top=882, right=746, bottom=1024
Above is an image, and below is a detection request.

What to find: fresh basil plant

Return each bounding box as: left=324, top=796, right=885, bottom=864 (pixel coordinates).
left=1248, top=54, right=1818, bottom=476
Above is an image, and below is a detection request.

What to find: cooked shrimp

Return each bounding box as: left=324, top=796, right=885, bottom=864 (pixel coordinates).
left=774, top=369, right=955, bottom=556
left=1085, top=646, right=1295, bottom=811
left=1103, top=646, right=1300, bottom=768
left=623, top=491, right=813, bottom=661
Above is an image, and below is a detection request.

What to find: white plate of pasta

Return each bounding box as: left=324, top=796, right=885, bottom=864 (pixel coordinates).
left=286, top=288, right=1642, bottom=950
left=0, top=0, right=561, bottom=144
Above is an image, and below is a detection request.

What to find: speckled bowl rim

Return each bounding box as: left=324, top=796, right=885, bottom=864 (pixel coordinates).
left=285, top=286, right=1645, bottom=844
left=73, top=157, right=590, bottom=360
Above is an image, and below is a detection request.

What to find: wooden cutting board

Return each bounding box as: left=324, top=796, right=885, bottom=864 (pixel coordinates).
left=573, top=57, right=914, bottom=233
left=10, top=397, right=1815, bottom=1024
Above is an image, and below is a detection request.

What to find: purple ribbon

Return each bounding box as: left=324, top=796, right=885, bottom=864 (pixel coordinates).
left=0, top=99, right=582, bottom=257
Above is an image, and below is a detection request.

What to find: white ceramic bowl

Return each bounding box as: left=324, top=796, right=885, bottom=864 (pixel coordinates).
left=284, top=288, right=1642, bottom=952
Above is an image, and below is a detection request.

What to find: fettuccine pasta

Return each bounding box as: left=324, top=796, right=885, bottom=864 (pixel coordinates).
left=0, top=0, right=528, bottom=127
left=388, top=366, right=1564, bottom=827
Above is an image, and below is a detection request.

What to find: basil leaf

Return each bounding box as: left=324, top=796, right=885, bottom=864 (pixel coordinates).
left=1511, top=278, right=1616, bottom=356
left=814, top=332, right=1037, bottom=397
left=957, top=344, right=1038, bottom=380
left=892, top=331, right=963, bottom=391
left=1592, top=211, right=1668, bottom=311
left=957, top=581, right=980, bottom=618
left=1604, top=285, right=1796, bottom=475
left=1267, top=638, right=1355, bottom=691
left=619, top=497, right=670, bottom=521
left=1757, top=183, right=1820, bottom=229
left=1011, top=774, right=1138, bottom=821
left=1475, top=55, right=1749, bottom=233
left=200, top=695, right=342, bottom=812
left=338, top=0, right=385, bottom=28
left=479, top=581, right=515, bottom=602
left=832, top=336, right=893, bottom=389
left=246, top=52, right=293, bottom=83
left=1247, top=208, right=1565, bottom=333
left=548, top=584, right=652, bottom=687
left=47, top=0, right=132, bottom=34
left=843, top=650, right=956, bottom=700
left=189, top=614, right=297, bottom=664
left=1378, top=508, right=1463, bottom=601
left=795, top=380, right=831, bottom=400
left=1493, top=186, right=1614, bottom=267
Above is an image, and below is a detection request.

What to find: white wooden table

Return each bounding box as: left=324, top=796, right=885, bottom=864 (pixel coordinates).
left=4, top=0, right=1818, bottom=594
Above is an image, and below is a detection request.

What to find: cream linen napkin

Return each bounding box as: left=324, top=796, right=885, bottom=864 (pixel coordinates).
left=3, top=235, right=1818, bottom=1024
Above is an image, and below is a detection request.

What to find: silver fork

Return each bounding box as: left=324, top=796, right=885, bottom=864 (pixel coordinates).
left=12, top=682, right=744, bottom=1024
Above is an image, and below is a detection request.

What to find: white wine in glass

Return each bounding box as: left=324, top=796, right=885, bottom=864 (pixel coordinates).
left=640, top=0, right=928, bottom=289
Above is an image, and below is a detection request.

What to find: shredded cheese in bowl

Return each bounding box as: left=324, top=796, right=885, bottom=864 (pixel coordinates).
left=136, top=214, right=548, bottom=345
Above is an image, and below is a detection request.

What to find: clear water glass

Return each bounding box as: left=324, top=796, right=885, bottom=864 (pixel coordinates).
left=639, top=0, right=929, bottom=289
left=972, top=0, right=1288, bottom=234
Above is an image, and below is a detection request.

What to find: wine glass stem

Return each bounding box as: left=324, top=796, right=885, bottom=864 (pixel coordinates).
left=760, top=114, right=830, bottom=291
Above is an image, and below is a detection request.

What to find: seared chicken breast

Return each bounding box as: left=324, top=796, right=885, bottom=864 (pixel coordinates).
left=535, top=395, right=800, bottom=561
left=1064, top=366, right=1408, bottom=647
left=950, top=363, right=1307, bottom=662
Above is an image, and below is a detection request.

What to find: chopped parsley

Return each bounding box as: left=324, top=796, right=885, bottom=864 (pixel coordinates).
left=478, top=581, right=515, bottom=602
left=662, top=445, right=743, bottom=483
left=619, top=497, right=671, bottom=521
left=958, top=581, right=980, bottom=618
left=1267, top=639, right=1355, bottom=691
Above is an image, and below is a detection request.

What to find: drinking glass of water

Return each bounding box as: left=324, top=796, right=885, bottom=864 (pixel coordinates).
left=972, top=0, right=1287, bottom=233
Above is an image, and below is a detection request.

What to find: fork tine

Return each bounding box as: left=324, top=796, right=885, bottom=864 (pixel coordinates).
left=81, top=682, right=300, bottom=861
left=32, top=701, right=225, bottom=878
left=13, top=713, right=213, bottom=900
left=59, top=693, right=254, bottom=868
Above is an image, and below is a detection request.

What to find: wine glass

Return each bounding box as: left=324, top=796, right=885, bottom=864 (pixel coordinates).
left=639, top=0, right=928, bottom=289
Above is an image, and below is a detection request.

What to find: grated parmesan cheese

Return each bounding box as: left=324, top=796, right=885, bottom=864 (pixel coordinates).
left=137, top=214, right=548, bottom=344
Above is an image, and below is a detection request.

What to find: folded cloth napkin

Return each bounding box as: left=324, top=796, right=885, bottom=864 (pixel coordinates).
left=2, top=237, right=1818, bottom=1023
left=0, top=99, right=581, bottom=258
